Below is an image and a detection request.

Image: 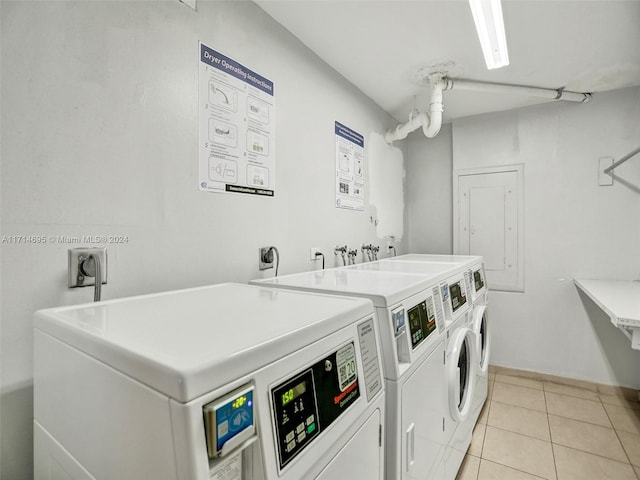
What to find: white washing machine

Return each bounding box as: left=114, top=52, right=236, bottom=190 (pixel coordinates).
left=34, top=283, right=386, bottom=480
left=466, top=262, right=490, bottom=425
left=391, top=255, right=491, bottom=426
left=438, top=269, right=478, bottom=479
left=383, top=256, right=481, bottom=479
left=252, top=269, right=449, bottom=480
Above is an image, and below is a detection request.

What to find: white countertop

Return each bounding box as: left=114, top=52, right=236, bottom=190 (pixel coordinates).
left=574, top=278, right=640, bottom=328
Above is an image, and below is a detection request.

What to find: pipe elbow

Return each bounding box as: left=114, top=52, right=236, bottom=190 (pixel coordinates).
left=383, top=130, right=397, bottom=144
left=422, top=111, right=442, bottom=138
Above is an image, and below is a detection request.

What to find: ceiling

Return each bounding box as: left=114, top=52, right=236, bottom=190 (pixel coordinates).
left=256, top=0, right=640, bottom=123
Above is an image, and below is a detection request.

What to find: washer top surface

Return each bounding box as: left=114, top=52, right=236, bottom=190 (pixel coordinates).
left=348, top=260, right=458, bottom=277
left=390, top=254, right=482, bottom=266
left=252, top=268, right=437, bottom=308
left=34, top=283, right=373, bottom=403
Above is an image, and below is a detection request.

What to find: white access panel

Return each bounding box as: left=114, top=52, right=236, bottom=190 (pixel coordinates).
left=315, top=408, right=382, bottom=479
left=454, top=165, right=524, bottom=292
left=397, top=341, right=446, bottom=480
left=34, top=283, right=385, bottom=480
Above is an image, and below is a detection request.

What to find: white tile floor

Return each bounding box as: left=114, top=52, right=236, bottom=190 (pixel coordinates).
left=456, top=373, right=640, bottom=480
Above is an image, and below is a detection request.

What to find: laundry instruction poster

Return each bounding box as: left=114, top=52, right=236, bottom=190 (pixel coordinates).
left=335, top=121, right=364, bottom=210
left=199, top=42, right=275, bottom=196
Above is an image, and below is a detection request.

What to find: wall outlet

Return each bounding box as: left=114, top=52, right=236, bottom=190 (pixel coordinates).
left=310, top=247, right=321, bottom=261
left=68, top=247, right=108, bottom=288
left=259, top=247, right=274, bottom=270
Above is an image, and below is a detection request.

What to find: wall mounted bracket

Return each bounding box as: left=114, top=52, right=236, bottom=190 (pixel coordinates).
left=603, top=146, right=640, bottom=176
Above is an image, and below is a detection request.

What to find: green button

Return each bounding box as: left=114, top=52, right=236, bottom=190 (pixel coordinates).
left=307, top=423, right=316, bottom=434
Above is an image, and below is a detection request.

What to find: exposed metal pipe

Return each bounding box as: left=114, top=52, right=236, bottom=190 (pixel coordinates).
left=444, top=78, right=591, bottom=104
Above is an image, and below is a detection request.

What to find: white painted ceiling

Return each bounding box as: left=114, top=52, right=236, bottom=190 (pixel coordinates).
left=256, top=0, right=640, bottom=122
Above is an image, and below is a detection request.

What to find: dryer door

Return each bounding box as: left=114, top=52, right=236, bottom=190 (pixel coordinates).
left=472, top=305, right=490, bottom=376
left=447, top=328, right=476, bottom=422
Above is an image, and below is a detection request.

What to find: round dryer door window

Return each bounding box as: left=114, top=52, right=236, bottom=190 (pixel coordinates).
left=447, top=327, right=476, bottom=422
left=472, top=305, right=490, bottom=376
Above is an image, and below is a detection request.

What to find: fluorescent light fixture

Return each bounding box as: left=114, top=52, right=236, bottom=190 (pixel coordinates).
left=469, top=0, right=509, bottom=70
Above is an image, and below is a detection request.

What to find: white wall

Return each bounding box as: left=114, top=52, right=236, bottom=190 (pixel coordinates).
left=406, top=123, right=453, bottom=253
left=0, top=1, right=406, bottom=477
left=453, top=87, right=640, bottom=389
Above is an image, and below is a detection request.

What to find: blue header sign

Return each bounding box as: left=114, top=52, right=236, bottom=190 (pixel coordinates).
left=335, top=121, right=364, bottom=148
left=200, top=44, right=274, bottom=96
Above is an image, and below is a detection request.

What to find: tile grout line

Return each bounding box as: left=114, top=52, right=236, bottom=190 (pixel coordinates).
left=475, top=379, right=494, bottom=480
left=544, top=390, right=559, bottom=480
left=494, top=378, right=545, bottom=392
left=514, top=389, right=617, bottom=429
left=601, top=395, right=640, bottom=479
left=481, top=403, right=556, bottom=479
left=484, top=422, right=552, bottom=443
left=551, top=443, right=639, bottom=471
left=478, top=450, right=550, bottom=480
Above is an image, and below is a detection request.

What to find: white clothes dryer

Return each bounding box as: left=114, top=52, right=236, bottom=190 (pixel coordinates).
left=252, top=269, right=449, bottom=480
left=34, top=283, right=386, bottom=480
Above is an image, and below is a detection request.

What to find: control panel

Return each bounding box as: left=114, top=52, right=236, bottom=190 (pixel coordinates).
left=407, top=297, right=438, bottom=349
left=271, top=343, right=360, bottom=470
left=407, top=301, right=426, bottom=348
left=392, top=308, right=405, bottom=335
left=464, top=270, right=473, bottom=299
left=440, top=283, right=452, bottom=323
left=203, top=384, right=256, bottom=458
left=449, top=279, right=468, bottom=313
left=392, top=307, right=410, bottom=363
left=432, top=285, right=445, bottom=332
left=473, top=268, right=485, bottom=293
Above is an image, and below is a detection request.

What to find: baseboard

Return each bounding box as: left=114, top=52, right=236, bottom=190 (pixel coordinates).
left=488, top=364, right=640, bottom=401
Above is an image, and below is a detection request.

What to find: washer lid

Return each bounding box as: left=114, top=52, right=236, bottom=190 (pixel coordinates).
left=34, top=283, right=374, bottom=403
left=348, top=260, right=458, bottom=277
left=252, top=269, right=437, bottom=307
left=389, top=254, right=483, bottom=265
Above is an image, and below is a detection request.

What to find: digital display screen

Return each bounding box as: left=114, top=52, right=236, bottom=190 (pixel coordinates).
left=407, top=303, right=425, bottom=348
left=450, top=282, right=467, bottom=312
left=233, top=395, right=248, bottom=409
left=281, top=381, right=307, bottom=407
left=407, top=300, right=437, bottom=348
left=214, top=389, right=254, bottom=452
